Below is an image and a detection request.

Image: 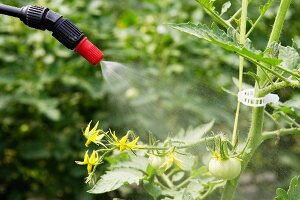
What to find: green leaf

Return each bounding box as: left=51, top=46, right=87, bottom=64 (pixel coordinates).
left=88, top=168, right=144, bottom=194
left=259, top=0, right=273, bottom=15
left=170, top=23, right=281, bottom=66
left=18, top=96, right=61, bottom=121
left=287, top=176, right=300, bottom=200
left=276, top=188, right=289, bottom=200
left=172, top=171, right=185, bottom=182
left=143, top=180, right=163, bottom=200
left=182, top=191, right=195, bottom=200
left=144, top=180, right=179, bottom=199
left=221, top=1, right=231, bottom=16
left=105, top=152, right=130, bottom=165
left=112, top=154, right=149, bottom=172
left=175, top=120, right=214, bottom=143
left=195, top=0, right=216, bottom=11
left=221, top=87, right=237, bottom=96
left=0, top=95, right=13, bottom=110
left=195, top=0, right=230, bottom=29
left=275, top=176, right=300, bottom=200
left=183, top=180, right=205, bottom=199
left=278, top=46, right=300, bottom=69
left=268, top=43, right=300, bottom=69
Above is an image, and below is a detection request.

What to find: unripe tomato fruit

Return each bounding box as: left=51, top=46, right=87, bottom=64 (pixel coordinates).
left=208, top=157, right=241, bottom=180
left=148, top=154, right=164, bottom=170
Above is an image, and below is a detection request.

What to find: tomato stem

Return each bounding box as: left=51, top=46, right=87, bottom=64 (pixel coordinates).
left=231, top=0, right=248, bottom=146
left=221, top=0, right=293, bottom=199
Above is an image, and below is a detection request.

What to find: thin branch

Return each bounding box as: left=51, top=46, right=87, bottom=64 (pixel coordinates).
left=139, top=136, right=217, bottom=150
left=227, top=8, right=242, bottom=23
left=246, top=15, right=264, bottom=38
left=262, top=128, right=300, bottom=140
left=257, top=80, right=300, bottom=97
left=264, top=111, right=282, bottom=129
left=232, top=0, right=248, bottom=146
left=260, top=67, right=275, bottom=87
left=252, top=61, right=291, bottom=84
left=280, top=112, right=300, bottom=128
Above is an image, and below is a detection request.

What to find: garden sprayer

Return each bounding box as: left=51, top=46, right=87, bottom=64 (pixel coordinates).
left=0, top=3, right=104, bottom=65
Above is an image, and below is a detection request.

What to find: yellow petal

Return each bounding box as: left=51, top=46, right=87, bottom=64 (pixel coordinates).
left=160, top=157, right=173, bottom=170
left=119, top=134, right=128, bottom=145
left=75, top=151, right=89, bottom=165
left=89, top=151, right=99, bottom=165
left=110, top=130, right=118, bottom=142
left=90, top=132, right=99, bottom=142
left=127, top=137, right=139, bottom=149
left=75, top=161, right=87, bottom=165
left=96, top=134, right=105, bottom=141
left=83, top=121, right=92, bottom=137
left=90, top=121, right=99, bottom=133
left=85, top=139, right=92, bottom=147
left=173, top=157, right=183, bottom=169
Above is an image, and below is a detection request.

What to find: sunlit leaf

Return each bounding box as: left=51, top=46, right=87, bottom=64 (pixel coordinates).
left=195, top=0, right=216, bottom=11
left=170, top=23, right=281, bottom=66
left=88, top=168, right=144, bottom=194
left=175, top=120, right=214, bottom=143
left=143, top=180, right=163, bottom=200
left=259, top=0, right=274, bottom=15
left=275, top=176, right=300, bottom=200
left=221, top=1, right=231, bottom=16
left=195, top=0, right=231, bottom=28
left=112, top=155, right=149, bottom=172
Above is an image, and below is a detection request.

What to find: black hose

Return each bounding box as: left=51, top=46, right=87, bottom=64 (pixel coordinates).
left=0, top=3, right=22, bottom=18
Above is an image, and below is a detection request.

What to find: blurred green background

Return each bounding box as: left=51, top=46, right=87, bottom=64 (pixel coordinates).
left=0, top=0, right=299, bottom=199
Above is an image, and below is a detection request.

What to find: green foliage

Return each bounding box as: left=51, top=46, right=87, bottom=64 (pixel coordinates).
left=77, top=119, right=228, bottom=199
left=170, top=22, right=281, bottom=66
left=259, top=0, right=274, bottom=15
left=88, top=168, right=144, bottom=194
left=268, top=43, right=300, bottom=69
left=276, top=176, right=300, bottom=200
left=221, top=2, right=231, bottom=16
left=0, top=0, right=300, bottom=200
left=195, top=0, right=231, bottom=28
left=175, top=120, right=214, bottom=142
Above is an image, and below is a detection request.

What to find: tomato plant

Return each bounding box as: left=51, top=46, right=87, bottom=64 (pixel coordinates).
left=73, top=0, right=300, bottom=199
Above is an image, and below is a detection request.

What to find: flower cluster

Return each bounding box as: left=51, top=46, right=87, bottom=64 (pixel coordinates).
left=75, top=121, right=141, bottom=182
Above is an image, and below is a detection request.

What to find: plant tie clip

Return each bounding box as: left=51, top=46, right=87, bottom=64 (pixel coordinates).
left=238, top=88, right=279, bottom=107
left=0, top=3, right=104, bottom=65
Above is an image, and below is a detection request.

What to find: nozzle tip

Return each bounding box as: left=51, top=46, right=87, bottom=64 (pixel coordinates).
left=74, top=37, right=104, bottom=65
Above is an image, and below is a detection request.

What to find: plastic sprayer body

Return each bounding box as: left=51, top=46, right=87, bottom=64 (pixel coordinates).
left=0, top=3, right=104, bottom=65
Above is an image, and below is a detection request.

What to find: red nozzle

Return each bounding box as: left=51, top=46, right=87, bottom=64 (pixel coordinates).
left=74, top=37, right=104, bottom=65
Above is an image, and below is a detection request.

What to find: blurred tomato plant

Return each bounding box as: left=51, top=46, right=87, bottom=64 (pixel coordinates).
left=74, top=0, right=300, bottom=200
left=0, top=0, right=299, bottom=200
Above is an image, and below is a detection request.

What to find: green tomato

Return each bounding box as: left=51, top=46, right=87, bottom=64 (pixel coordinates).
left=148, top=154, right=164, bottom=170
left=208, top=157, right=241, bottom=180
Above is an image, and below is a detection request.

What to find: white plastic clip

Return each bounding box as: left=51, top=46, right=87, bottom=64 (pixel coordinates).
left=238, top=88, right=279, bottom=107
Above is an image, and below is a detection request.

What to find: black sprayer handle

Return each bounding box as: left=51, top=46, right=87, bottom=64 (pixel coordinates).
left=20, top=5, right=84, bottom=49
left=0, top=4, right=104, bottom=65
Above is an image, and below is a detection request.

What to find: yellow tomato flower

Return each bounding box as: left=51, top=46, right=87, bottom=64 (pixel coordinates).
left=160, top=151, right=183, bottom=170
left=111, top=131, right=139, bottom=152
left=83, top=121, right=105, bottom=147
left=75, top=151, right=101, bottom=174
